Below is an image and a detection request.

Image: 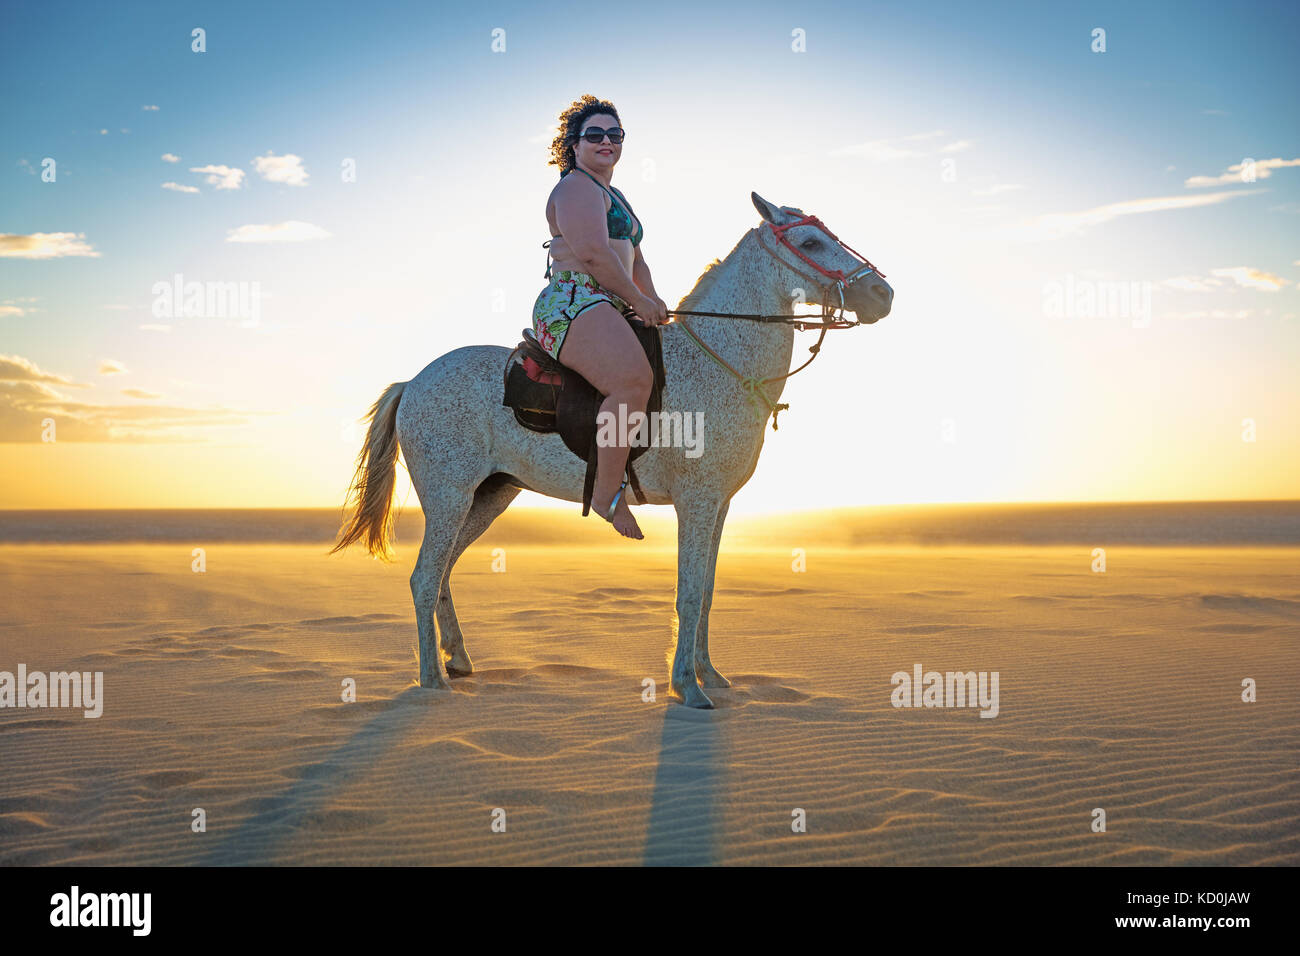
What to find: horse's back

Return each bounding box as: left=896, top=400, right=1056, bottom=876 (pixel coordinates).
left=397, top=343, right=513, bottom=448
left=407, top=343, right=511, bottom=391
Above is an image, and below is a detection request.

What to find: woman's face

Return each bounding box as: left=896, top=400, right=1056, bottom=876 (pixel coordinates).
left=573, top=112, right=622, bottom=173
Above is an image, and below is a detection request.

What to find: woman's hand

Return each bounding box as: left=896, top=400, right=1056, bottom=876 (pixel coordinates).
left=633, top=293, right=669, bottom=327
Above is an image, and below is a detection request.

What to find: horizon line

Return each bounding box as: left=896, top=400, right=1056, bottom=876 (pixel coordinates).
left=2, top=498, right=1297, bottom=514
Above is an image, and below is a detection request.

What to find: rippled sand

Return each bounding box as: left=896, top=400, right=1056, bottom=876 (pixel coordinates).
left=1, top=539, right=1296, bottom=865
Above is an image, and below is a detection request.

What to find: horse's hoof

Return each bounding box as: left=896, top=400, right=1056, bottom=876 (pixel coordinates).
left=445, top=654, right=474, bottom=678
left=420, top=675, right=453, bottom=691
left=698, top=665, right=732, bottom=688
left=672, top=682, right=715, bottom=709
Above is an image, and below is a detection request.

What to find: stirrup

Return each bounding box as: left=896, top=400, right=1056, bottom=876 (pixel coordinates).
left=602, top=477, right=628, bottom=523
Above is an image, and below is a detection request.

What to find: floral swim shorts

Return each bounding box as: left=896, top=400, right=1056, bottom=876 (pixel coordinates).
left=532, top=270, right=637, bottom=362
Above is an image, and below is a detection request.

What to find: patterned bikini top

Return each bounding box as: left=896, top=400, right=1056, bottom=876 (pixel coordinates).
left=569, top=167, right=643, bottom=246
left=543, top=167, right=644, bottom=278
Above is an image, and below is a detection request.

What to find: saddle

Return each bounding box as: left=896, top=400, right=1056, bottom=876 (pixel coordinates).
left=501, top=318, right=666, bottom=516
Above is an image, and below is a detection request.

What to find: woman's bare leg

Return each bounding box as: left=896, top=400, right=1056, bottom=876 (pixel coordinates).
left=557, top=303, right=653, bottom=539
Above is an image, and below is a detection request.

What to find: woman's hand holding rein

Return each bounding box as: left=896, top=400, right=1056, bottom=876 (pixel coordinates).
left=632, top=292, right=668, bottom=326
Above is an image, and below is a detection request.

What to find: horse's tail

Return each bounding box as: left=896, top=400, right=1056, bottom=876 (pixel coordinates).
left=330, top=381, right=407, bottom=562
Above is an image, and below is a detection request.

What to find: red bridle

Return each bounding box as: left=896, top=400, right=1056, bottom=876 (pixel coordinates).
left=758, top=212, right=886, bottom=321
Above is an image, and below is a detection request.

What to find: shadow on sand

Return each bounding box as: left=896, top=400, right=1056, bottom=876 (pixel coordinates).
left=643, top=705, right=723, bottom=865
left=201, top=686, right=430, bottom=865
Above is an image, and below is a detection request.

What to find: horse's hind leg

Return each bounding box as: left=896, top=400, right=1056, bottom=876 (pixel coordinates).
left=438, top=476, right=521, bottom=678
left=411, top=487, right=475, bottom=690
left=437, top=584, right=473, bottom=679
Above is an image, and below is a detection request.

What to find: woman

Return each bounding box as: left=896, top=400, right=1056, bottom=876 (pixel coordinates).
left=534, top=95, right=669, bottom=540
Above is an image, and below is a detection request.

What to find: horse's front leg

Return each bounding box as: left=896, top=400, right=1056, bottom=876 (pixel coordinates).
left=670, top=493, right=723, bottom=708
left=695, top=498, right=731, bottom=688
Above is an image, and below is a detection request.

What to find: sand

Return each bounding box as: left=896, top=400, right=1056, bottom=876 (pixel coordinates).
left=0, top=533, right=1297, bottom=865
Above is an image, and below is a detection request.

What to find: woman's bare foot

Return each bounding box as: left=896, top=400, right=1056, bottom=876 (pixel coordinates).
left=592, top=486, right=643, bottom=539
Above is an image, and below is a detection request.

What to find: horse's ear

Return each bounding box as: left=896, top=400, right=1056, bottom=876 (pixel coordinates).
left=752, top=192, right=782, bottom=223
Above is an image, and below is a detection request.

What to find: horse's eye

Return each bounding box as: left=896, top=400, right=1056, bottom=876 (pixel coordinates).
left=800, top=238, right=820, bottom=250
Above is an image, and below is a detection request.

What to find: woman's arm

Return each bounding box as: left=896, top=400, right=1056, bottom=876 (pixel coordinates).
left=554, top=176, right=649, bottom=309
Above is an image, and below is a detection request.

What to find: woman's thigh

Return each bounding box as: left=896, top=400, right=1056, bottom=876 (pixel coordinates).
left=556, top=303, right=652, bottom=396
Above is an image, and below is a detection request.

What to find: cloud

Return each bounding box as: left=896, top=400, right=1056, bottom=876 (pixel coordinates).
left=2, top=379, right=68, bottom=401
left=162, top=181, right=199, bottom=193
left=190, top=164, right=245, bottom=190
left=0, top=390, right=266, bottom=442
left=1161, top=267, right=1293, bottom=292
left=103, top=304, right=130, bottom=311
left=0, top=232, right=101, bottom=259
left=1210, top=266, right=1290, bottom=291
left=1184, top=157, right=1300, bottom=188
left=17, top=158, right=36, bottom=175
left=226, top=221, right=332, bottom=243
left=0, top=297, right=39, bottom=317
left=0, top=354, right=88, bottom=387
left=139, top=324, right=171, bottom=332
left=829, top=138, right=923, bottom=162
left=972, top=183, right=1024, bottom=197
left=99, top=129, right=108, bottom=135
left=122, top=387, right=161, bottom=399
left=99, top=359, right=128, bottom=375
left=999, top=190, right=1257, bottom=241
left=0, top=354, right=269, bottom=442
left=142, top=105, right=160, bottom=111
left=831, top=130, right=971, bottom=163
left=1160, top=309, right=1253, bottom=320
left=1160, top=275, right=1223, bottom=292
left=161, top=153, right=180, bottom=163
left=2, top=297, right=40, bottom=316
left=252, top=151, right=309, bottom=186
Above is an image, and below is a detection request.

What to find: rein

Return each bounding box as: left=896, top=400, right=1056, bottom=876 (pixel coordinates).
left=664, top=215, right=884, bottom=430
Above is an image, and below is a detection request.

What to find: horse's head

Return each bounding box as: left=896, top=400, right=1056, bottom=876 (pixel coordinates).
left=751, top=192, right=893, bottom=324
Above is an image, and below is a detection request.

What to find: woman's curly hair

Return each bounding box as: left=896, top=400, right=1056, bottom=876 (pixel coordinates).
left=548, top=95, right=621, bottom=176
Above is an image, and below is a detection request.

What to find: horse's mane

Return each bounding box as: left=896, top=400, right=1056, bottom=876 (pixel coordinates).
left=675, top=228, right=755, bottom=312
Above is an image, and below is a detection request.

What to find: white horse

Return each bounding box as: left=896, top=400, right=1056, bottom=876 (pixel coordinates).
left=332, top=192, right=894, bottom=708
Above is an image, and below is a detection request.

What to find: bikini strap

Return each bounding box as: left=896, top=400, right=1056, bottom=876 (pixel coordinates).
left=572, top=165, right=613, bottom=200
left=574, top=166, right=633, bottom=221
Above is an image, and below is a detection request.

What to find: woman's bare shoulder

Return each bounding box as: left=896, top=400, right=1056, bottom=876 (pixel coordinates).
left=549, top=174, right=605, bottom=225
left=552, top=170, right=602, bottom=202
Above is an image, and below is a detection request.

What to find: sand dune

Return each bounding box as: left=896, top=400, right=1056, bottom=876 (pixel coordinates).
left=1, top=542, right=1297, bottom=865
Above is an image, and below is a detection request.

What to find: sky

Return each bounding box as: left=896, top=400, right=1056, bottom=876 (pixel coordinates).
left=2, top=0, right=1298, bottom=513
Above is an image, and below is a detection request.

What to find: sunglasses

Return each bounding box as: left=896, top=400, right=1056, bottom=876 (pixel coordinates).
left=577, top=126, right=625, bottom=145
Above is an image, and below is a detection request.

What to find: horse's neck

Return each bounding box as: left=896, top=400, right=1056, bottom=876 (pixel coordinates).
left=665, top=230, right=796, bottom=394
